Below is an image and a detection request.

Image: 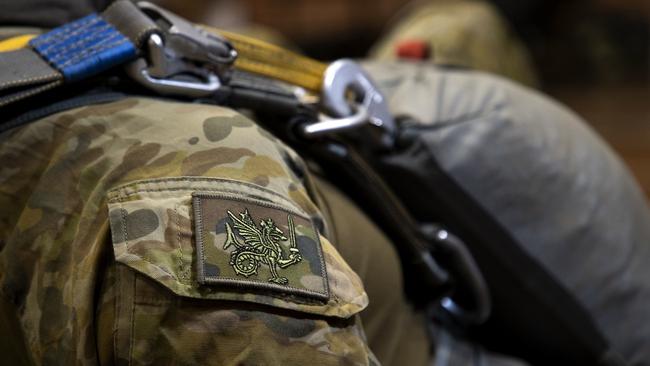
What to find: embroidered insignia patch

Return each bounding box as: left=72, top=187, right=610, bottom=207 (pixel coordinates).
left=193, top=192, right=329, bottom=301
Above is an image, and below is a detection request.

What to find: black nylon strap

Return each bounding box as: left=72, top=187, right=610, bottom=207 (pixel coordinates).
left=0, top=48, right=62, bottom=107
left=214, top=70, right=313, bottom=117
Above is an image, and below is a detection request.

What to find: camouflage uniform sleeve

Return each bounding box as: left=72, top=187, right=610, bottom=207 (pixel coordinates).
left=0, top=97, right=376, bottom=365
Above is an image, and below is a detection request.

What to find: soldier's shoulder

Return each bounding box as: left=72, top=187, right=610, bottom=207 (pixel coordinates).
left=1, top=95, right=374, bottom=364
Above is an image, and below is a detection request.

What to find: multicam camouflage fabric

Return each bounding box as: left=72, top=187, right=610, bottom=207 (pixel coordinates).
left=0, top=97, right=374, bottom=365
left=370, top=0, right=539, bottom=88
left=107, top=176, right=366, bottom=317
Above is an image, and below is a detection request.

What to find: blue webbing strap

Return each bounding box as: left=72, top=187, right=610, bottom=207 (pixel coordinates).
left=29, top=14, right=137, bottom=82
left=0, top=0, right=156, bottom=108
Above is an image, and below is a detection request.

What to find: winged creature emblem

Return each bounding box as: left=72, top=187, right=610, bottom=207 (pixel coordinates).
left=223, top=209, right=302, bottom=285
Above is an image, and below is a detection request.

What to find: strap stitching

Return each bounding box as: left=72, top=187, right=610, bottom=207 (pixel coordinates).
left=45, top=25, right=116, bottom=64
left=0, top=80, right=62, bottom=107
left=0, top=72, right=60, bottom=89
left=39, top=24, right=115, bottom=63
left=31, top=16, right=102, bottom=52
left=58, top=37, right=129, bottom=69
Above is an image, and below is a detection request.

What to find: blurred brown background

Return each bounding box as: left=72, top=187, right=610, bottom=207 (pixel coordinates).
left=157, top=0, right=650, bottom=195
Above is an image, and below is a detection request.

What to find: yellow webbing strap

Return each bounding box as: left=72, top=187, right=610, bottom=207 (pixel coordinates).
left=210, top=28, right=328, bottom=94
left=0, top=34, right=36, bottom=52
left=0, top=29, right=328, bottom=94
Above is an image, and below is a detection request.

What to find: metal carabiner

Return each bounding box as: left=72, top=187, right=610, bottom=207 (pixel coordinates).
left=300, top=60, right=396, bottom=147
left=136, top=1, right=237, bottom=71
left=300, top=103, right=370, bottom=137
left=321, top=60, right=394, bottom=132
left=423, top=224, right=492, bottom=326
left=126, top=34, right=222, bottom=97
left=125, top=1, right=237, bottom=97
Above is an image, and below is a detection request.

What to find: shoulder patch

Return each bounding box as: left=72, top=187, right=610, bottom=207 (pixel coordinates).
left=193, top=192, right=329, bottom=302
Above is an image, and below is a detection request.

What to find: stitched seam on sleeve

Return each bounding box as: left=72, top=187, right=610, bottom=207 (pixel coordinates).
left=174, top=204, right=187, bottom=283
left=107, top=179, right=305, bottom=218
left=113, top=265, right=121, bottom=365
left=128, top=274, right=136, bottom=366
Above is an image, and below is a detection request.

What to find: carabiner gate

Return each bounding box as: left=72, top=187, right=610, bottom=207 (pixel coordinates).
left=125, top=1, right=237, bottom=97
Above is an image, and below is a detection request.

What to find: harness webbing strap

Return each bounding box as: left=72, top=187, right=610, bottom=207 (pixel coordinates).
left=0, top=34, right=35, bottom=52
left=0, top=0, right=155, bottom=107
left=29, top=14, right=137, bottom=82
left=213, top=28, right=327, bottom=93
left=0, top=0, right=331, bottom=112
left=0, top=48, right=63, bottom=107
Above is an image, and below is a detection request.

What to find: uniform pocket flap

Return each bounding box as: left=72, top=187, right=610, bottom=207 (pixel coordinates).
left=107, top=177, right=368, bottom=318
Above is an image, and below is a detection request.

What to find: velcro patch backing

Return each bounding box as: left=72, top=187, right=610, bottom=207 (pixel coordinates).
left=193, top=192, right=329, bottom=302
